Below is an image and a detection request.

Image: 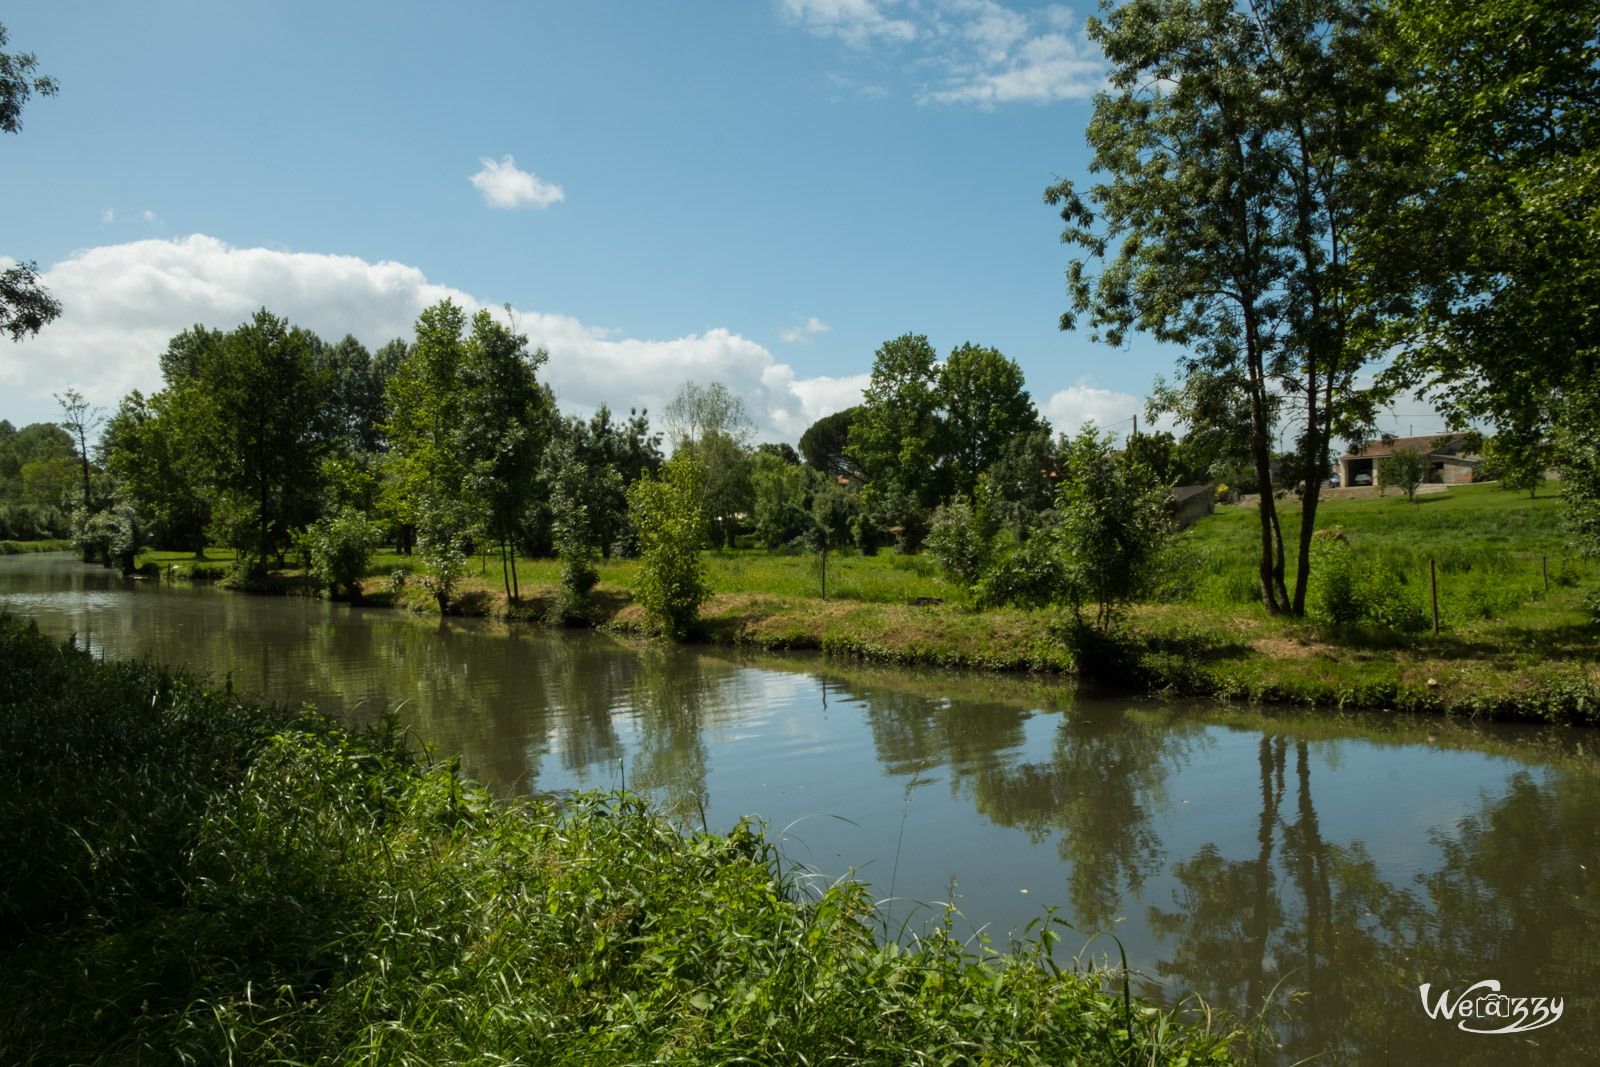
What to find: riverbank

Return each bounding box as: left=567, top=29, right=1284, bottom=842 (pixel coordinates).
left=0, top=537, right=72, bottom=555
left=0, top=615, right=1240, bottom=1065
left=110, top=483, right=1600, bottom=724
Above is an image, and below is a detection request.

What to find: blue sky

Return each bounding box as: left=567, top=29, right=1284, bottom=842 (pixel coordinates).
left=1, top=1, right=1448, bottom=444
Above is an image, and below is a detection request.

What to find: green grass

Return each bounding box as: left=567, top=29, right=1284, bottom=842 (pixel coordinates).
left=1181, top=483, right=1592, bottom=626
left=0, top=616, right=1241, bottom=1065
left=0, top=538, right=73, bottom=555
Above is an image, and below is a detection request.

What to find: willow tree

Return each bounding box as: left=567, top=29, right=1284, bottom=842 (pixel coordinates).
left=1046, top=0, right=1392, bottom=614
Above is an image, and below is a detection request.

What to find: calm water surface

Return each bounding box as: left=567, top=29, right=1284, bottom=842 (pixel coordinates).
left=4, top=552, right=1597, bottom=1064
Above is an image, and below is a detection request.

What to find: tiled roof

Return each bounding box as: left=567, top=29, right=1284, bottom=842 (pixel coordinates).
left=1342, top=433, right=1471, bottom=459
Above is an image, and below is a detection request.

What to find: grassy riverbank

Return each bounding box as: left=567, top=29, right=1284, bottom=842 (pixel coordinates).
left=127, top=483, right=1600, bottom=723
left=0, top=616, right=1239, bottom=1065
left=0, top=538, right=73, bottom=555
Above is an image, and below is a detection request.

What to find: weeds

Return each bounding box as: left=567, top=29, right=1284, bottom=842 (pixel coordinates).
left=0, top=616, right=1241, bottom=1065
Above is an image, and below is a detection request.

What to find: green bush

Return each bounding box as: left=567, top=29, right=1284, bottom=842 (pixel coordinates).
left=627, top=455, right=711, bottom=638
left=1305, top=529, right=1362, bottom=625
left=297, top=507, right=381, bottom=601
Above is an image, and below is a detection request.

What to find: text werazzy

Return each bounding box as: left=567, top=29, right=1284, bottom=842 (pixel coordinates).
left=1418, top=980, right=1563, bottom=1035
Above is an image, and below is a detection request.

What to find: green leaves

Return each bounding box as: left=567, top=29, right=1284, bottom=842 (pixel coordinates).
left=626, top=454, right=711, bottom=639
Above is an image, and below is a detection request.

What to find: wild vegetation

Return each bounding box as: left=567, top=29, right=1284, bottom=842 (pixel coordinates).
left=0, top=615, right=1242, bottom=1065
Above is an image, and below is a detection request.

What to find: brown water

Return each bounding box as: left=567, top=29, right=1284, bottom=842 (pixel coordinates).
left=4, top=551, right=1598, bottom=1064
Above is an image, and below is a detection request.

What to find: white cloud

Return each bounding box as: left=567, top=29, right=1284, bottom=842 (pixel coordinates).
left=0, top=235, right=845, bottom=441
left=468, top=155, right=565, bottom=210
left=141, top=209, right=160, bottom=223
left=780, top=0, right=918, bottom=47
left=784, top=0, right=1104, bottom=106
left=101, top=208, right=114, bottom=223
left=779, top=316, right=832, bottom=343
left=923, top=28, right=1102, bottom=105
left=1042, top=380, right=1141, bottom=439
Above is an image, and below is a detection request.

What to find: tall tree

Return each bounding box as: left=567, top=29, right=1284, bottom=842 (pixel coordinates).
left=54, top=388, right=103, bottom=515
left=1046, top=0, right=1391, bottom=614
left=939, top=343, right=1044, bottom=496
left=798, top=406, right=867, bottom=481
left=193, top=310, right=331, bottom=574
left=847, top=334, right=948, bottom=545
left=0, top=21, right=61, bottom=342
left=1360, top=0, right=1600, bottom=441
left=457, top=309, right=550, bottom=602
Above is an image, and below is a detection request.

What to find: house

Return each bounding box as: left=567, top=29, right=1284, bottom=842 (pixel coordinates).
left=1171, top=484, right=1216, bottom=528
left=1338, top=433, right=1480, bottom=488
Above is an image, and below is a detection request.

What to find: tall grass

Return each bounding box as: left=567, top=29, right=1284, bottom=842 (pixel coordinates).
left=0, top=616, right=1239, bottom=1065
left=1180, top=484, right=1594, bottom=626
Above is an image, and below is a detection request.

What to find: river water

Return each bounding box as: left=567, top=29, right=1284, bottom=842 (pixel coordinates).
left=4, top=551, right=1596, bottom=1064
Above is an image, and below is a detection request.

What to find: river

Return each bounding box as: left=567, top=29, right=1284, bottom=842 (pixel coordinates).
left=3, top=551, right=1596, bottom=1064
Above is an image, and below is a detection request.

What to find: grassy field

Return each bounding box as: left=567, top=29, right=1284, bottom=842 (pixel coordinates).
left=122, top=482, right=1600, bottom=722
left=0, top=616, right=1242, bottom=1065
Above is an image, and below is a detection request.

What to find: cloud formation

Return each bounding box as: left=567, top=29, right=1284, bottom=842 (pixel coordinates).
left=0, top=235, right=862, bottom=440
left=779, top=316, right=832, bottom=343
left=784, top=0, right=1104, bottom=105
left=779, top=0, right=918, bottom=48
left=1041, top=380, right=1142, bottom=439
left=469, top=155, right=565, bottom=210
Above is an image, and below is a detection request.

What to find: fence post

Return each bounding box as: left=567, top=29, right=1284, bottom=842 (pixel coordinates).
left=1430, top=558, right=1440, bottom=635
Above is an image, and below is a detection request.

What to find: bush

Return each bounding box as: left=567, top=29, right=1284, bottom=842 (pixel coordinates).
left=1305, top=528, right=1362, bottom=625
left=627, top=455, right=711, bottom=639
left=974, top=532, right=1074, bottom=609
left=925, top=497, right=993, bottom=589
left=297, top=507, right=381, bottom=601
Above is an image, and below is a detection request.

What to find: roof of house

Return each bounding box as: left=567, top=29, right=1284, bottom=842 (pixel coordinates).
left=1342, top=432, right=1473, bottom=460
left=1171, top=484, right=1214, bottom=504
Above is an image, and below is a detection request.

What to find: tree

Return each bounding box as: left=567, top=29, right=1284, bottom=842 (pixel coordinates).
left=662, top=380, right=754, bottom=450
left=847, top=334, right=947, bottom=546
left=664, top=382, right=753, bottom=549
left=193, top=310, right=331, bottom=575
left=457, top=309, right=550, bottom=602
left=1, top=22, right=61, bottom=342
left=1047, top=0, right=1392, bottom=615
left=1054, top=425, right=1171, bottom=629
left=627, top=454, right=711, bottom=639
left=1361, top=0, right=1600, bottom=443
left=1557, top=371, right=1600, bottom=564
left=749, top=450, right=810, bottom=549
left=798, top=406, right=867, bottom=481
left=939, top=343, right=1043, bottom=496
left=1378, top=446, right=1430, bottom=503
left=54, top=388, right=103, bottom=515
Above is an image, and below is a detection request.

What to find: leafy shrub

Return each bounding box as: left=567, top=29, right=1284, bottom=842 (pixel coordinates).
left=974, top=532, right=1075, bottom=609
left=1305, top=528, right=1362, bottom=625
left=415, top=505, right=468, bottom=611
left=1054, top=427, right=1171, bottom=628
left=627, top=455, right=710, bottom=639
left=926, top=498, right=993, bottom=589
left=1361, top=569, right=1430, bottom=631
left=297, top=507, right=381, bottom=601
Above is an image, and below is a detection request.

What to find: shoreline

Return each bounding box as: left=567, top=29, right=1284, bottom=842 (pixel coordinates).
left=117, top=545, right=1600, bottom=728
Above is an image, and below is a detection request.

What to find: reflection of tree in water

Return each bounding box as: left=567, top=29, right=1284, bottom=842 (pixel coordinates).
left=1148, top=742, right=1600, bottom=1065
left=971, top=711, right=1206, bottom=931
left=856, top=689, right=1206, bottom=933
left=624, top=649, right=753, bottom=823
